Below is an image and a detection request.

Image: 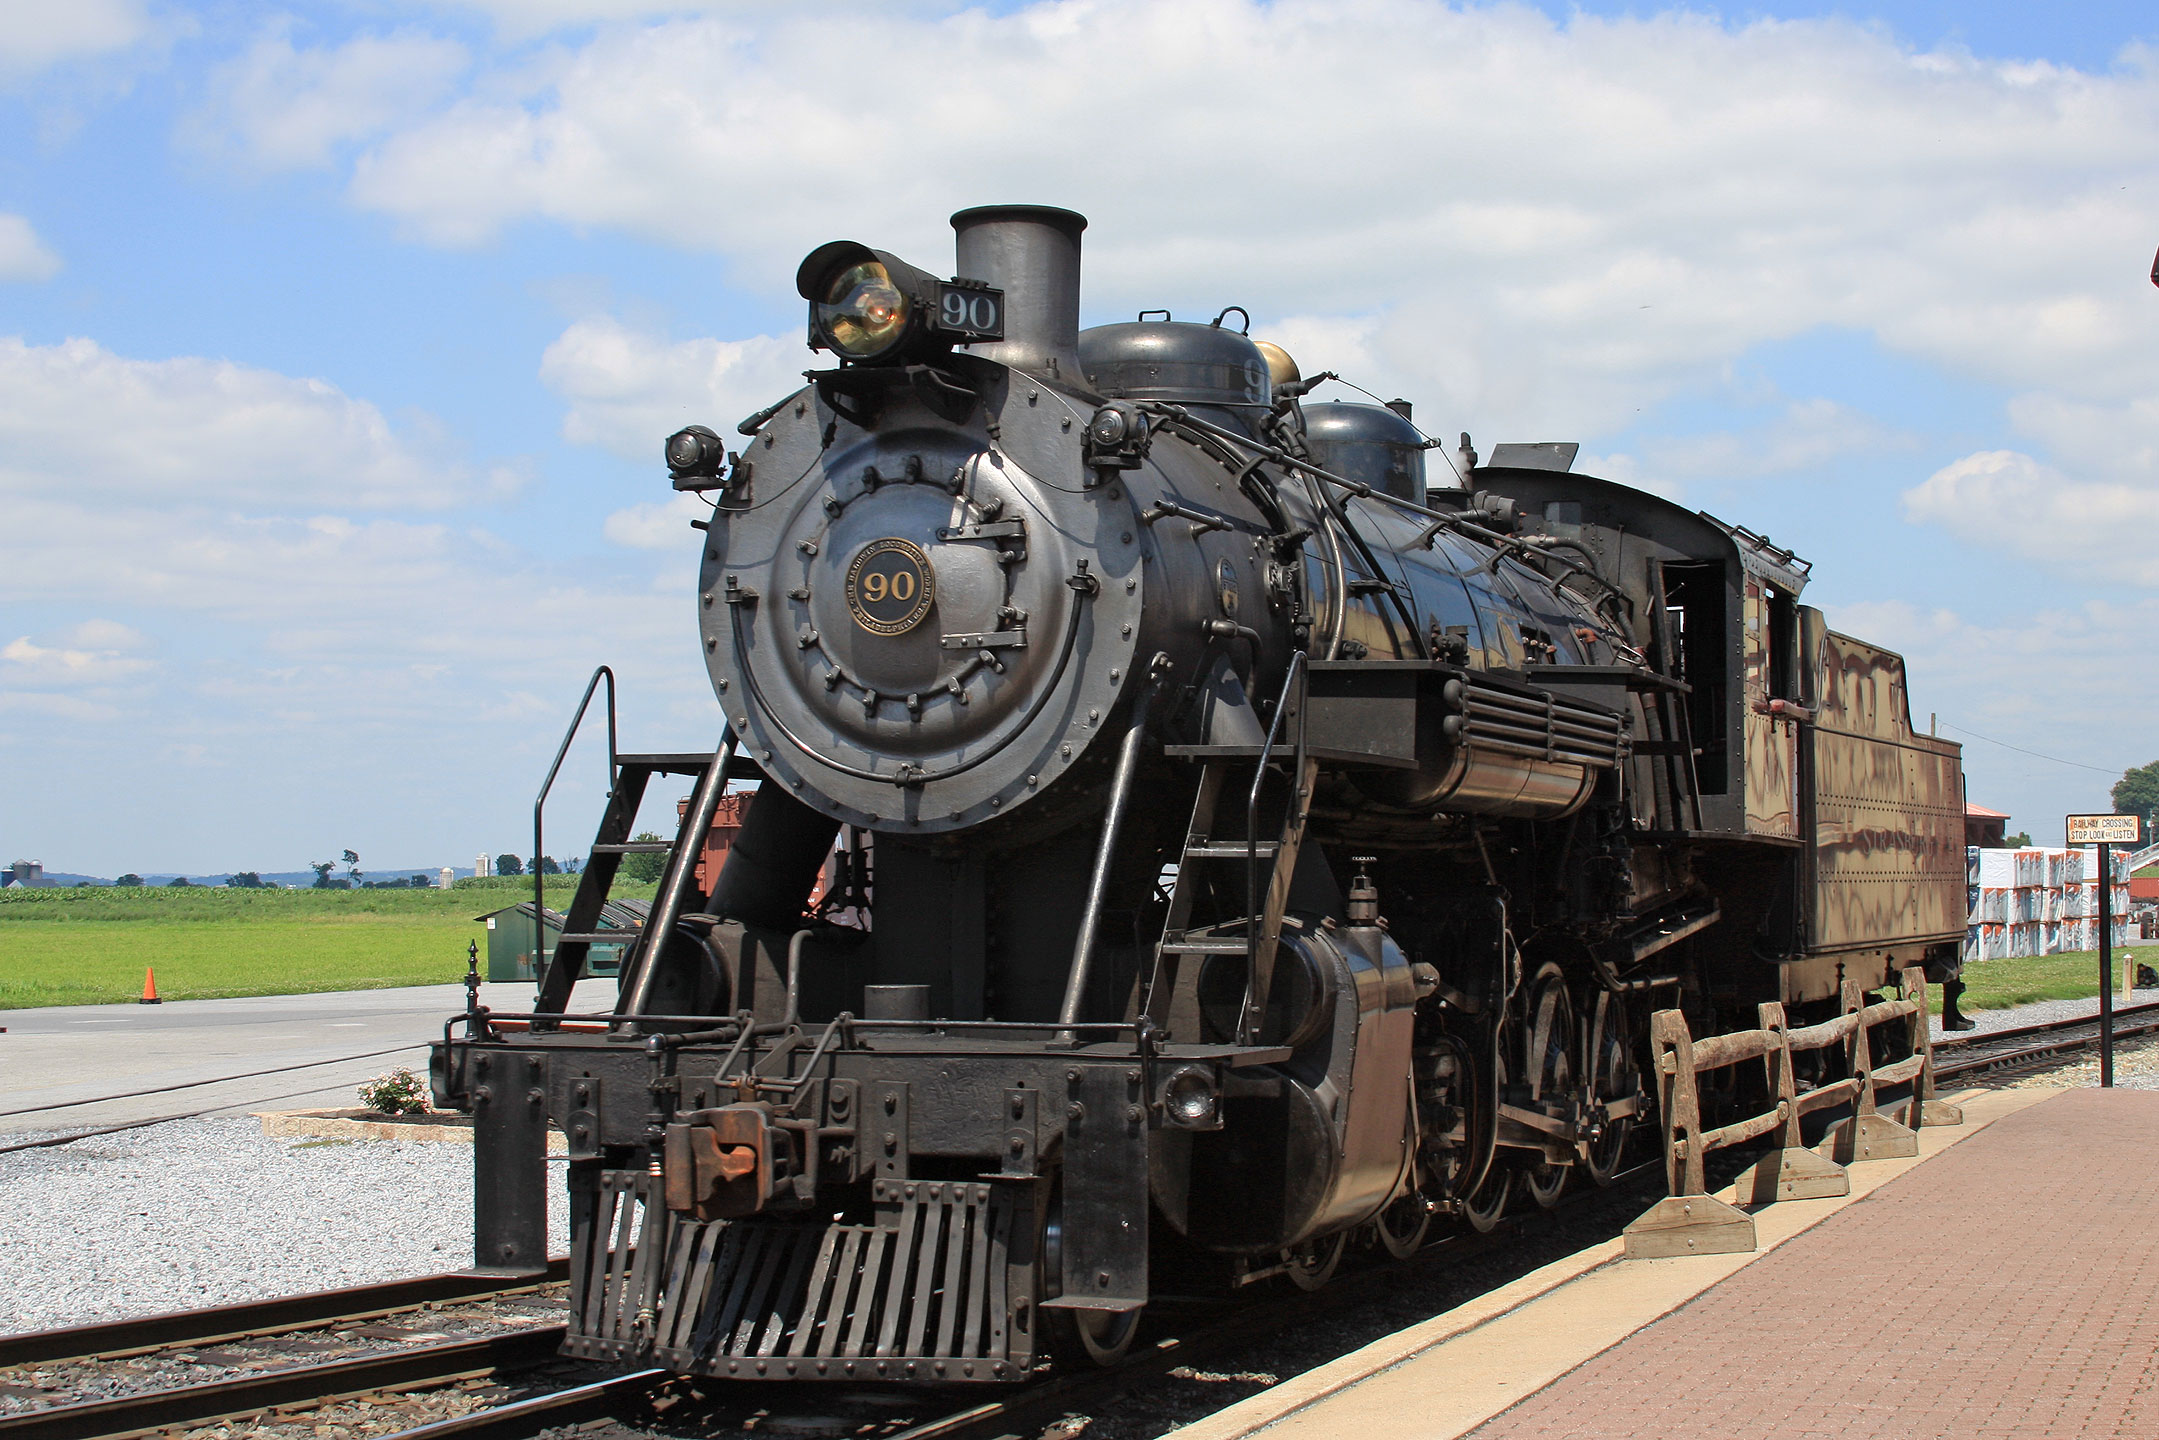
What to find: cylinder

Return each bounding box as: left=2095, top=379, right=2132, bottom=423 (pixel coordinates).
left=706, top=782, right=842, bottom=930
left=951, top=205, right=1088, bottom=387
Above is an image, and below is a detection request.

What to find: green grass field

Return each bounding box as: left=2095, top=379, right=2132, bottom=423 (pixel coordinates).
left=5, top=881, right=2145, bottom=1016
left=1930, top=948, right=2153, bottom=1018
left=0, top=881, right=648, bottom=1009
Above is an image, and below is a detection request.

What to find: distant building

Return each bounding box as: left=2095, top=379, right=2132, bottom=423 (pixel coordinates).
left=475, top=853, right=491, bottom=879
left=440, top=867, right=456, bottom=889
left=4, top=860, right=45, bottom=888
left=474, top=898, right=647, bottom=981
left=1965, top=803, right=2010, bottom=849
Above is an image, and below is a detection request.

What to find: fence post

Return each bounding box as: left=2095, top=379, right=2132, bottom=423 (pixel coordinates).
left=1743, top=1000, right=1849, bottom=1204
left=1900, top=965, right=1964, bottom=1130
left=1623, top=1009, right=1755, bottom=1259
left=1823, top=977, right=1918, bottom=1163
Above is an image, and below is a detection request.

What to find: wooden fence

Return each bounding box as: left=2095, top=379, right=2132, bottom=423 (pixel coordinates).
left=1623, top=966, right=1964, bottom=1258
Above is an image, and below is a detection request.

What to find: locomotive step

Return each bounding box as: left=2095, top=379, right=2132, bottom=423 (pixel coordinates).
left=1183, top=842, right=1280, bottom=860
left=1159, top=938, right=1254, bottom=955
left=589, top=842, right=673, bottom=854
left=615, top=751, right=767, bottom=780
left=557, top=930, right=639, bottom=945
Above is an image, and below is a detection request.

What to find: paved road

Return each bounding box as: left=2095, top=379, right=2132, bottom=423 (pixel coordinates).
left=0, top=978, right=620, bottom=1134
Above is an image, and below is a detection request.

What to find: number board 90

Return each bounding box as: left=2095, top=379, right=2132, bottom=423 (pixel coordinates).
left=934, top=283, right=1004, bottom=341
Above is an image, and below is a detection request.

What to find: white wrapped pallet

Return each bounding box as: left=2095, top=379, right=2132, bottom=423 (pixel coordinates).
left=2064, top=884, right=2089, bottom=919
left=2043, top=887, right=2064, bottom=923
left=1967, top=846, right=1982, bottom=885
left=1978, top=848, right=2016, bottom=888
left=2011, top=922, right=2039, bottom=958
left=1978, top=888, right=2009, bottom=922
left=2040, top=921, right=2061, bottom=953
left=1964, top=925, right=1981, bottom=965
left=2016, top=848, right=2046, bottom=888
left=1983, top=922, right=2008, bottom=959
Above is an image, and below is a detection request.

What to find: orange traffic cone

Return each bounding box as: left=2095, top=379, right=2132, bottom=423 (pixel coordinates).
left=139, top=967, right=161, bottom=1004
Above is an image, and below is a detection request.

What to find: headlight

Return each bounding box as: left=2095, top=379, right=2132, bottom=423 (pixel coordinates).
left=796, top=241, right=1004, bottom=366
left=1158, top=1064, right=1221, bottom=1129
left=815, top=260, right=911, bottom=360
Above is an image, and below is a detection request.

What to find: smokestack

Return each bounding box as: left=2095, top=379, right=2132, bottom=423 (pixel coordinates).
left=950, top=205, right=1087, bottom=388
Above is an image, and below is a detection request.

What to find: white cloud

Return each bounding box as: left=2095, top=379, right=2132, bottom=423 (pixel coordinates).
left=342, top=4, right=2159, bottom=446
left=538, top=316, right=802, bottom=460
left=188, top=25, right=469, bottom=171
left=1643, top=399, right=1905, bottom=480
left=0, top=623, right=157, bottom=725
left=604, top=492, right=710, bottom=549
left=0, top=215, right=62, bottom=282
left=1901, top=449, right=2159, bottom=584
left=1, top=632, right=153, bottom=685
left=0, top=0, right=149, bottom=78
left=0, top=336, right=509, bottom=509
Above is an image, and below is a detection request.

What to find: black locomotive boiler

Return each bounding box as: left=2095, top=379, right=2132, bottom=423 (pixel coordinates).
left=434, top=205, right=1968, bottom=1380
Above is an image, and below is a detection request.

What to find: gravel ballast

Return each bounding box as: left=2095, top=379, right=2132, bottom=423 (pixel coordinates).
left=0, top=1118, right=568, bottom=1336
left=1934, top=988, right=2159, bottom=1038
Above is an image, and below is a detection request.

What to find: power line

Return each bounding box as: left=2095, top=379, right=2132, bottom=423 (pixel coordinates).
left=1937, top=720, right=2122, bottom=776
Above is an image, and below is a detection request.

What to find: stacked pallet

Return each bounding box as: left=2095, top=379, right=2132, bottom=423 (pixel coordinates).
left=1963, top=845, right=2129, bottom=963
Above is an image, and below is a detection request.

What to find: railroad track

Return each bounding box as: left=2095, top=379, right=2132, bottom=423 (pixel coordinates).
left=366, top=1159, right=1674, bottom=1440
left=1933, top=999, right=2159, bottom=1083
left=0, top=1263, right=579, bottom=1440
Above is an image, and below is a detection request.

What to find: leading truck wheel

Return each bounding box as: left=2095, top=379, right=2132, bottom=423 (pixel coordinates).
left=1373, top=1192, right=1432, bottom=1259
left=1048, top=1307, right=1141, bottom=1368
left=1283, top=1231, right=1347, bottom=1291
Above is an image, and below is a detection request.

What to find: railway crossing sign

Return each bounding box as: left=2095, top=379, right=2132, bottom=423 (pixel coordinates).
left=2066, top=814, right=2141, bottom=845
left=2065, top=813, right=2142, bottom=1087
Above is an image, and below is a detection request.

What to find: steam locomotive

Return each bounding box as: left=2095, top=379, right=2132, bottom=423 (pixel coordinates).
left=433, top=205, right=1967, bottom=1381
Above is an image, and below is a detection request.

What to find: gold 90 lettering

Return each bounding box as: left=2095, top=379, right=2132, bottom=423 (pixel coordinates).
left=862, top=569, right=915, bottom=604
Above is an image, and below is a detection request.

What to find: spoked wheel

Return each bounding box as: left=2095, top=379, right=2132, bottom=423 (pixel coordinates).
left=1459, top=1166, right=1513, bottom=1233
left=1579, top=988, right=1636, bottom=1187
left=1373, top=1191, right=1432, bottom=1259
left=1284, top=1231, right=1348, bottom=1291
left=1456, top=1038, right=1513, bottom=1233
left=1520, top=965, right=1577, bottom=1209
left=1048, top=1306, right=1142, bottom=1367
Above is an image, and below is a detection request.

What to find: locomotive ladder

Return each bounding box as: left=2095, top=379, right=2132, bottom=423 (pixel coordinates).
left=530, top=667, right=741, bottom=1016
left=1144, top=652, right=1317, bottom=1045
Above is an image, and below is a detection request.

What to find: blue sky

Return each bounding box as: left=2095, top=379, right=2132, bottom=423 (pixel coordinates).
left=2, top=0, right=2156, bottom=875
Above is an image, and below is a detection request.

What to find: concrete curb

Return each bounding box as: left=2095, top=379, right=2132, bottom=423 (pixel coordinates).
left=1163, top=1085, right=2056, bottom=1440
left=253, top=1107, right=567, bottom=1152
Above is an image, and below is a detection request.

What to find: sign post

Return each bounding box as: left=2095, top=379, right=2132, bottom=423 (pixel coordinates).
left=2067, top=814, right=2143, bottom=1088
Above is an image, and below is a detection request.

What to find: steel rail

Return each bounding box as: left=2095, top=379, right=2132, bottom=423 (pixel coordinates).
left=0, top=1328, right=566, bottom=1440
left=351, top=1370, right=669, bottom=1440
left=1934, top=1002, right=2159, bottom=1083
left=0, top=1261, right=569, bottom=1369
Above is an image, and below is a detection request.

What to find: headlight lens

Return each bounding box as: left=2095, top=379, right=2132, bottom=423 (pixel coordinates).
left=1160, top=1065, right=1220, bottom=1128
left=815, top=261, right=910, bottom=358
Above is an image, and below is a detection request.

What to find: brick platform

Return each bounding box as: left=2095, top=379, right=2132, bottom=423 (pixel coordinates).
left=1464, top=1088, right=2159, bottom=1440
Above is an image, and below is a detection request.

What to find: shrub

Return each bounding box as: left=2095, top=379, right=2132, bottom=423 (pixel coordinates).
left=357, top=1067, right=433, bottom=1116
